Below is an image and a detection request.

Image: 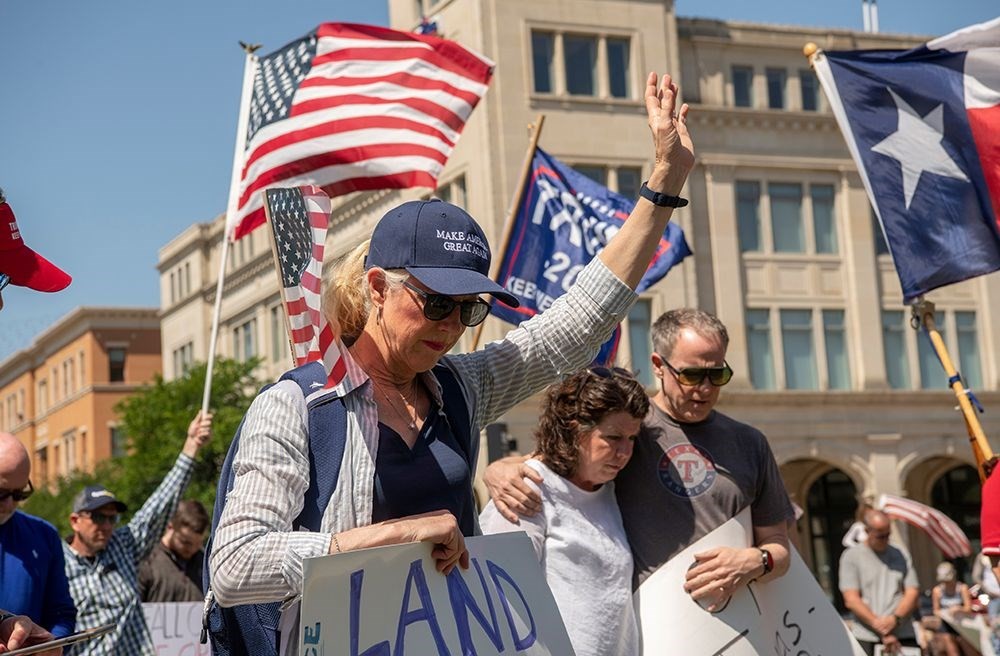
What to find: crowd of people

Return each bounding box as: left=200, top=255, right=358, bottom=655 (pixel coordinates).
left=1, top=69, right=999, bottom=656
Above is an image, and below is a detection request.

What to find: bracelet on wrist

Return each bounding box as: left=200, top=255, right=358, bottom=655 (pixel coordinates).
left=639, top=181, right=688, bottom=208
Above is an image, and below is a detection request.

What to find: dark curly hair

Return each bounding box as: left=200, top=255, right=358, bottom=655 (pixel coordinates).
left=535, top=368, right=649, bottom=478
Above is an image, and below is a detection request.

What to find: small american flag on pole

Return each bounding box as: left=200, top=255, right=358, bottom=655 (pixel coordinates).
left=877, top=493, right=972, bottom=559
left=264, top=185, right=346, bottom=386
left=227, top=22, right=494, bottom=240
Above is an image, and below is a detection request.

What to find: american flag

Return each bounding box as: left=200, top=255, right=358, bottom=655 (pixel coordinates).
left=264, top=186, right=346, bottom=386
left=227, top=22, right=494, bottom=240
left=877, top=493, right=972, bottom=559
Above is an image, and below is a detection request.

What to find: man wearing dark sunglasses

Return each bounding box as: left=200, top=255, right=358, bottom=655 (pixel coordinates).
left=0, top=189, right=73, bottom=312
left=0, top=432, right=77, bottom=640
left=486, top=308, right=793, bottom=614
left=63, top=411, right=212, bottom=656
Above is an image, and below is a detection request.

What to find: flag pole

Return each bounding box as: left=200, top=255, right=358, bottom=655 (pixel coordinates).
left=910, top=298, right=995, bottom=479
left=201, top=43, right=261, bottom=415
left=469, top=114, right=546, bottom=351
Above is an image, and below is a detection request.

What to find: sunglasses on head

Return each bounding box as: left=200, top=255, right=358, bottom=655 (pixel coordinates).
left=589, top=366, right=635, bottom=380
left=402, top=280, right=491, bottom=327
left=0, top=273, right=10, bottom=292
left=661, top=359, right=733, bottom=386
left=0, top=480, right=33, bottom=503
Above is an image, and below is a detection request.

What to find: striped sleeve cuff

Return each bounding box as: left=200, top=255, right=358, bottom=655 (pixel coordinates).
left=281, top=531, right=338, bottom=592
left=572, top=257, right=638, bottom=319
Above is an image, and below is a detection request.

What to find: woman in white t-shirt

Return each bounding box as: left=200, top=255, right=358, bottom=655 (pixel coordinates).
left=480, top=367, right=649, bottom=655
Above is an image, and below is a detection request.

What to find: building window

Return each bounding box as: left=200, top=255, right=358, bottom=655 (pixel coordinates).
left=955, top=311, right=982, bottom=390
left=108, top=347, right=126, bottom=382
left=437, top=175, right=467, bottom=208
left=271, top=305, right=284, bottom=362
left=173, top=342, right=194, bottom=377
left=185, top=262, right=192, bottom=297
left=564, top=34, right=597, bottom=96
left=169, top=271, right=176, bottom=304
left=770, top=183, right=804, bottom=252
left=64, top=359, right=74, bottom=396
left=574, top=164, right=608, bottom=186
left=746, top=309, right=775, bottom=390
left=37, top=380, right=47, bottom=414
left=52, top=368, right=59, bottom=402
left=110, top=426, right=127, bottom=458
left=766, top=68, right=786, bottom=109
left=79, top=351, right=85, bottom=384
left=606, top=37, right=630, bottom=98
left=823, top=310, right=851, bottom=390
left=63, top=430, right=77, bottom=474
left=781, top=309, right=818, bottom=390
left=736, top=181, right=762, bottom=252
left=530, top=30, right=632, bottom=99
left=233, top=319, right=258, bottom=362
left=917, top=312, right=946, bottom=390
left=627, top=299, right=653, bottom=387
left=872, top=208, right=890, bottom=255
left=800, top=69, right=819, bottom=111
left=881, top=310, right=911, bottom=389
left=35, top=447, right=47, bottom=485
left=732, top=66, right=753, bottom=108
left=812, top=185, right=837, bottom=254
left=531, top=31, right=555, bottom=93
left=616, top=167, right=642, bottom=200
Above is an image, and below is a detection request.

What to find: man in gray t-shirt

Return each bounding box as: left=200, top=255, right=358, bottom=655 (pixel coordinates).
left=485, top=309, right=794, bottom=612
left=838, top=509, right=920, bottom=656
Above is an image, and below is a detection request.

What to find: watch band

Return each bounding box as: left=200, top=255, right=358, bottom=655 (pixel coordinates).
left=759, top=547, right=774, bottom=575
left=639, top=181, right=689, bottom=208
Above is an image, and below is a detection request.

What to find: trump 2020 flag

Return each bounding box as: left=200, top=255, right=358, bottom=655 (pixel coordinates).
left=229, top=23, right=494, bottom=240
left=265, top=186, right=346, bottom=386
left=812, top=18, right=1000, bottom=302
left=492, top=147, right=691, bottom=357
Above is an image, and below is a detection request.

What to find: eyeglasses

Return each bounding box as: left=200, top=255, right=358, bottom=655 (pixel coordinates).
left=402, top=281, right=491, bottom=327
left=83, top=512, right=120, bottom=526
left=589, top=366, right=635, bottom=380
left=0, top=273, right=10, bottom=292
left=0, top=480, right=33, bottom=502
left=661, top=359, right=733, bottom=386
left=868, top=529, right=891, bottom=539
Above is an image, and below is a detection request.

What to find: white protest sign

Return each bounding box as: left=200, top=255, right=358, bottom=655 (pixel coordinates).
left=299, top=532, right=574, bottom=655
left=141, top=602, right=209, bottom=656
left=635, top=508, right=865, bottom=655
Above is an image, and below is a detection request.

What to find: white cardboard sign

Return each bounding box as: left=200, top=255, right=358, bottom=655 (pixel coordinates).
left=299, top=532, right=574, bottom=655
left=141, top=602, right=209, bottom=655
left=634, top=508, right=866, bottom=655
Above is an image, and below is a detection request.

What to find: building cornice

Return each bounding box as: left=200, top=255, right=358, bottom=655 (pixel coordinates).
left=677, top=16, right=927, bottom=48
left=0, top=307, right=159, bottom=387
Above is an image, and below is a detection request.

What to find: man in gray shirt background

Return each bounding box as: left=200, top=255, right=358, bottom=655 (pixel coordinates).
left=839, top=508, right=920, bottom=655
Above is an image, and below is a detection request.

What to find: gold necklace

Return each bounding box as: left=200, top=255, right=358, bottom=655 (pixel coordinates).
left=371, top=378, right=418, bottom=433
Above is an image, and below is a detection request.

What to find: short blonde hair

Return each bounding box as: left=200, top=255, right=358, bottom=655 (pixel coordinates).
left=323, top=239, right=407, bottom=345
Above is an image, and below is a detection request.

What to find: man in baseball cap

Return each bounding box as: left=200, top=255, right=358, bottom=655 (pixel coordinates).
left=0, top=189, right=72, bottom=311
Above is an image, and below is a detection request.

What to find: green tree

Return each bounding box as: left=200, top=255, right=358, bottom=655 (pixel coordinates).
left=23, top=358, right=261, bottom=536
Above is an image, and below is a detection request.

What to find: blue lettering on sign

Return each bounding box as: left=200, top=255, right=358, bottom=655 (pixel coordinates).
left=394, top=560, right=451, bottom=656
left=446, top=558, right=504, bottom=654
left=487, top=561, right=537, bottom=650
left=345, top=557, right=540, bottom=654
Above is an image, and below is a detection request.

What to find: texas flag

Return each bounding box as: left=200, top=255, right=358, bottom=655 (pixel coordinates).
left=813, top=18, right=1000, bottom=302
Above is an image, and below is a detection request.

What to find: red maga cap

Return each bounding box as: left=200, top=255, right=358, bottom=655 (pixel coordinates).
left=983, top=467, right=1000, bottom=556
left=0, top=190, right=72, bottom=292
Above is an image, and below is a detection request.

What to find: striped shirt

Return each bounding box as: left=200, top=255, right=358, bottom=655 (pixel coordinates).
left=209, top=257, right=636, bottom=656
left=64, top=455, right=195, bottom=656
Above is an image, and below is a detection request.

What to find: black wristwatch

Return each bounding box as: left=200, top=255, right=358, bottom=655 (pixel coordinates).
left=639, top=181, right=689, bottom=208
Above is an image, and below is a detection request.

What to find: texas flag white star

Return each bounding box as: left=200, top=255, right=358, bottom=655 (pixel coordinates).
left=870, top=88, right=969, bottom=209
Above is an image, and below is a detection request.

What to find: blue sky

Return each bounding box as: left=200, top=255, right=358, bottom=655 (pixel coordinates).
left=0, top=0, right=995, bottom=361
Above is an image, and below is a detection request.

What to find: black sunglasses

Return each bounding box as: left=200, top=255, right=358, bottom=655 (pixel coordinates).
left=0, top=479, right=33, bottom=502
left=662, top=359, right=733, bottom=387
left=589, top=366, right=635, bottom=380
left=402, top=281, right=491, bottom=327
left=83, top=511, right=121, bottom=526
left=0, top=273, right=10, bottom=292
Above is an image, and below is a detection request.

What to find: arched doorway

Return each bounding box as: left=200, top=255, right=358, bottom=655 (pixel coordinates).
left=930, top=464, right=981, bottom=581
left=806, top=468, right=858, bottom=611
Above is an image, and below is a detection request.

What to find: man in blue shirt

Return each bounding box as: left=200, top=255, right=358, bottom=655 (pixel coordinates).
left=0, top=431, right=76, bottom=637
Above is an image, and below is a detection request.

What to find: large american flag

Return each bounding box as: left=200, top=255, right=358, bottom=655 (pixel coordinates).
left=877, top=493, right=972, bottom=559
left=264, top=186, right=346, bottom=386
left=227, top=22, right=494, bottom=240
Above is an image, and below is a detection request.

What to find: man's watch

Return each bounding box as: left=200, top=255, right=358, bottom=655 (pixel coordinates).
left=892, top=613, right=903, bottom=627
left=759, top=547, right=774, bottom=575
left=0, top=610, right=17, bottom=625
left=639, top=181, right=689, bottom=208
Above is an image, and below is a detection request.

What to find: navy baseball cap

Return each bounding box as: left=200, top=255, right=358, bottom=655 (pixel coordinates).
left=366, top=199, right=519, bottom=307
left=72, top=485, right=127, bottom=513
